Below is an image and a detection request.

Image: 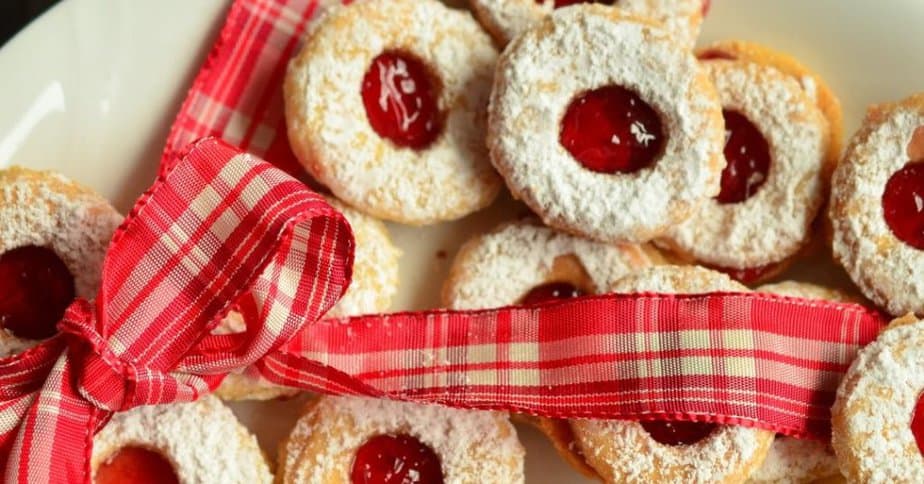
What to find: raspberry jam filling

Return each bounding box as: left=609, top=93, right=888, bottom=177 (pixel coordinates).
left=697, top=49, right=736, bottom=61
left=560, top=85, right=665, bottom=174
left=640, top=420, right=718, bottom=446
left=351, top=434, right=443, bottom=484
left=912, top=392, right=924, bottom=456
left=716, top=110, right=771, bottom=204
left=0, top=245, right=75, bottom=340
left=537, top=0, right=615, bottom=8
left=882, top=161, right=924, bottom=250
left=520, top=282, right=586, bottom=305
left=95, top=447, right=180, bottom=484
left=362, top=52, right=442, bottom=150
left=708, top=262, right=776, bottom=285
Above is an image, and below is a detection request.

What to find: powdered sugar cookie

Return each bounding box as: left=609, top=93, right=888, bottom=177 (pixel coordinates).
left=470, top=0, right=708, bottom=48
left=570, top=265, right=775, bottom=483
left=215, top=197, right=400, bottom=401
left=831, top=315, right=924, bottom=483
left=92, top=395, right=272, bottom=484
left=284, top=0, right=501, bottom=225
left=488, top=6, right=725, bottom=244
left=658, top=60, right=827, bottom=282
left=0, top=167, right=121, bottom=357
left=748, top=281, right=851, bottom=484
left=830, top=93, right=924, bottom=316
left=442, top=219, right=661, bottom=478
left=277, top=396, right=525, bottom=483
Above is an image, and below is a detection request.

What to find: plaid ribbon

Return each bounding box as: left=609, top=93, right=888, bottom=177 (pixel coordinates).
left=0, top=137, right=354, bottom=483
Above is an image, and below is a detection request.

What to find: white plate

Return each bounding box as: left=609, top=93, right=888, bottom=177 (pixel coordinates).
left=2, top=0, right=923, bottom=482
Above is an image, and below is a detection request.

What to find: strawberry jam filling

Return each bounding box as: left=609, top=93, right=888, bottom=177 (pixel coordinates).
left=537, top=0, right=615, bottom=8
left=882, top=161, right=924, bottom=250
left=95, top=446, right=180, bottom=484
left=716, top=110, right=771, bottom=204
left=361, top=52, right=442, bottom=150
left=351, top=434, right=443, bottom=484
left=697, top=49, right=736, bottom=61
left=708, top=262, right=777, bottom=285
left=912, top=392, right=924, bottom=456
left=0, top=245, right=75, bottom=340
left=520, top=282, right=586, bottom=305
left=560, top=86, right=665, bottom=174
left=640, top=420, right=718, bottom=446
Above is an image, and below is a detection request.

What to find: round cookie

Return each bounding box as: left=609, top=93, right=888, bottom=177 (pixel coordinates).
left=215, top=198, right=400, bottom=401
left=748, top=281, right=851, bottom=484
left=92, top=395, right=272, bottom=484
left=443, top=220, right=662, bottom=478
left=488, top=6, right=725, bottom=244
left=0, top=167, right=122, bottom=356
left=470, top=0, right=708, bottom=48
left=658, top=60, right=827, bottom=283
left=570, top=265, right=775, bottom=483
left=284, top=0, right=501, bottom=225
left=829, top=93, right=924, bottom=316
left=832, top=315, right=924, bottom=483
left=277, top=396, right=525, bottom=483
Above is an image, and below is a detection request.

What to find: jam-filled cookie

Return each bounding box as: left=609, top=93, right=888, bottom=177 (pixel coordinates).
left=570, top=265, right=775, bottom=483
left=657, top=59, right=828, bottom=285
left=284, top=0, right=501, bottom=225
left=697, top=40, right=844, bottom=170
left=443, top=220, right=661, bottom=478
left=277, top=396, right=525, bottom=483
left=92, top=395, right=272, bottom=484
left=488, top=6, right=725, bottom=244
left=832, top=315, right=924, bottom=483
left=0, top=167, right=121, bottom=356
left=470, top=0, right=708, bottom=48
left=830, top=93, right=924, bottom=316
left=215, top=198, right=400, bottom=401
left=748, top=281, right=852, bottom=484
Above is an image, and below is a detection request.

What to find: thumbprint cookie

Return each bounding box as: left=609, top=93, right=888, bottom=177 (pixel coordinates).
left=92, top=396, right=272, bottom=484
left=658, top=59, right=828, bottom=285
left=442, top=219, right=662, bottom=478
left=488, top=6, right=725, bottom=244
left=570, top=265, right=775, bottom=483
left=215, top=197, right=400, bottom=401
left=830, top=93, right=924, bottom=316
left=277, top=396, right=525, bottom=483
left=832, top=315, right=924, bottom=483
left=469, top=0, right=709, bottom=48
left=748, top=281, right=853, bottom=484
left=284, top=0, right=501, bottom=225
left=0, top=167, right=121, bottom=356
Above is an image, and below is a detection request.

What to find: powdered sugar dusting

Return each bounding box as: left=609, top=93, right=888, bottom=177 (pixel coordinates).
left=830, top=94, right=924, bottom=316
left=444, top=220, right=658, bottom=310
left=662, top=60, right=827, bottom=269
left=488, top=6, right=724, bottom=244
left=92, top=396, right=272, bottom=483
left=285, top=0, right=501, bottom=225
left=832, top=318, right=924, bottom=482
left=0, top=167, right=122, bottom=356
left=279, top=396, right=525, bottom=483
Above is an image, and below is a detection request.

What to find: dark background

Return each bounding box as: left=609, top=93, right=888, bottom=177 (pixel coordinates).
left=1, top=0, right=59, bottom=46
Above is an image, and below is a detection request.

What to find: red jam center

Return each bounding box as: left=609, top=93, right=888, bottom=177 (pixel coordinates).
left=351, top=434, right=443, bottom=484
left=520, top=282, right=586, bottom=305
left=0, top=246, right=75, bottom=340
left=95, top=447, right=180, bottom=484
left=560, top=85, right=665, bottom=174
left=640, top=420, right=718, bottom=446
left=361, top=52, right=441, bottom=150
left=709, top=262, right=776, bottom=285
left=912, top=392, right=924, bottom=456
left=697, top=50, right=736, bottom=61
left=882, top=161, right=924, bottom=250
left=537, top=0, right=615, bottom=7
left=716, top=110, right=771, bottom=204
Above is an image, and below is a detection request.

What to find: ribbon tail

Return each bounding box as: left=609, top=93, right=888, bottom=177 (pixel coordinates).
left=5, top=356, right=107, bottom=484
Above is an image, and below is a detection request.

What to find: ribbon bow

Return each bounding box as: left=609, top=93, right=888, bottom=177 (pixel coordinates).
left=0, top=138, right=354, bottom=483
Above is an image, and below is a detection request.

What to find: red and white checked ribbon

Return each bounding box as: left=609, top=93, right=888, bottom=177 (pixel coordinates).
left=0, top=138, right=354, bottom=483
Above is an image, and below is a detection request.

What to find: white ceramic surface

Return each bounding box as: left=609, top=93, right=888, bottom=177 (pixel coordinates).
left=1, top=0, right=923, bottom=482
